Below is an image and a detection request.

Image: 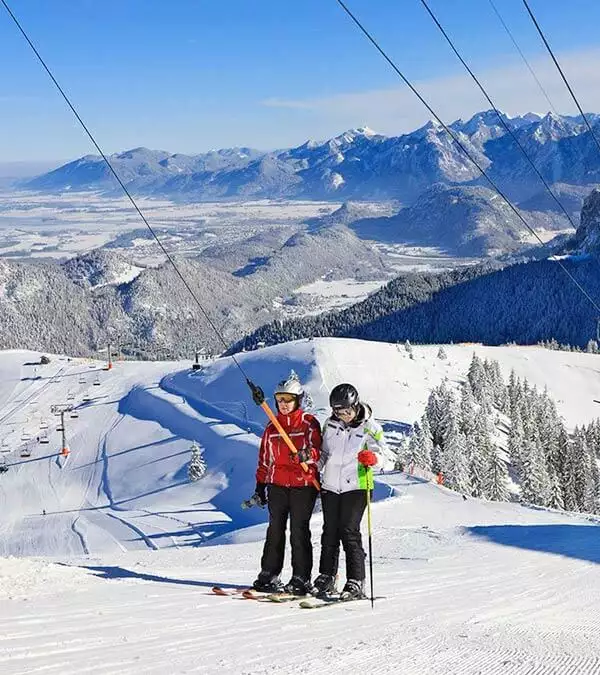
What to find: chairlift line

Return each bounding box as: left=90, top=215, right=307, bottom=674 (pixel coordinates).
left=0, top=0, right=249, bottom=382
left=418, top=0, right=579, bottom=233
left=487, top=0, right=560, bottom=118
left=521, top=0, right=600, bottom=158
left=333, top=0, right=600, bottom=317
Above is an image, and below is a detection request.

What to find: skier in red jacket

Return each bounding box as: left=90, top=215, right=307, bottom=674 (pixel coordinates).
left=252, top=372, right=322, bottom=595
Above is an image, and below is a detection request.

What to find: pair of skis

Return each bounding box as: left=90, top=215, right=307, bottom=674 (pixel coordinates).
left=210, top=586, right=380, bottom=609
left=211, top=586, right=301, bottom=603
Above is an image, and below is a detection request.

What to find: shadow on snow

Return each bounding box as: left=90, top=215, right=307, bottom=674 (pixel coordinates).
left=466, top=523, right=600, bottom=565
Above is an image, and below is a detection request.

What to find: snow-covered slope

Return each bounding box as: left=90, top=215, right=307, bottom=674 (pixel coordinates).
left=1, top=339, right=600, bottom=674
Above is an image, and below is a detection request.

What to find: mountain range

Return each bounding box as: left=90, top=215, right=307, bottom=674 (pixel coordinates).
left=23, top=111, right=600, bottom=206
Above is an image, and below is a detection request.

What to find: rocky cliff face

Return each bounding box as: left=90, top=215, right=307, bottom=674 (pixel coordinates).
left=572, top=188, right=600, bottom=252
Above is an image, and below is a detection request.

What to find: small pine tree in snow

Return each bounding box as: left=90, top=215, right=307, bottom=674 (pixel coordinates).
left=437, top=346, right=447, bottom=360
left=188, top=441, right=207, bottom=481
left=586, top=339, right=599, bottom=354
left=405, top=340, right=412, bottom=354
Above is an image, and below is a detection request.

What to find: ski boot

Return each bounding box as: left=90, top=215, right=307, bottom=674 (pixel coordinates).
left=283, top=575, right=314, bottom=596
left=340, top=579, right=366, bottom=601
left=252, top=571, right=284, bottom=593
left=312, top=573, right=337, bottom=597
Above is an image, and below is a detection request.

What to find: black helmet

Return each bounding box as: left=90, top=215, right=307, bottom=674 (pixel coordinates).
left=329, top=383, right=359, bottom=409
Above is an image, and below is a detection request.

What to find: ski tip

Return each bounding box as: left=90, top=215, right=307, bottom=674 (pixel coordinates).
left=242, top=589, right=259, bottom=599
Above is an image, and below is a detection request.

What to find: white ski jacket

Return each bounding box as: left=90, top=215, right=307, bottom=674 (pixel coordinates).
left=318, top=404, right=387, bottom=494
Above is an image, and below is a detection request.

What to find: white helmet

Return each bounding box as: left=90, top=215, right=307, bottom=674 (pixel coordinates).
left=274, top=371, right=304, bottom=398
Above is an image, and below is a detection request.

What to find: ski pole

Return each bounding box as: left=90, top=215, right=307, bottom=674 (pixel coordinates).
left=247, top=379, right=320, bottom=491
left=366, top=467, right=374, bottom=609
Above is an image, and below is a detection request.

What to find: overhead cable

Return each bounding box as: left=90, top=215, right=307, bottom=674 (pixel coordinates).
left=334, top=0, right=600, bottom=314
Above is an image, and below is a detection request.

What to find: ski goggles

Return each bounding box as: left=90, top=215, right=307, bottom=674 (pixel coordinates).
left=333, top=405, right=355, bottom=417
left=275, top=393, right=297, bottom=403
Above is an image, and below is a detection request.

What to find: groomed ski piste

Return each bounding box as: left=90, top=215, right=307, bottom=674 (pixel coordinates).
left=1, top=337, right=600, bottom=674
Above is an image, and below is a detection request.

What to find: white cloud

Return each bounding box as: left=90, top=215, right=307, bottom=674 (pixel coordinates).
left=261, top=48, right=600, bottom=136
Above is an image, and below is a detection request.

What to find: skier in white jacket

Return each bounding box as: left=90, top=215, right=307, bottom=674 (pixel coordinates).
left=313, top=383, right=387, bottom=600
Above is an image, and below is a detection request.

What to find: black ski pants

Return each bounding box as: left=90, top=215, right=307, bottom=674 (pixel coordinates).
left=319, top=489, right=368, bottom=581
left=260, top=484, right=318, bottom=580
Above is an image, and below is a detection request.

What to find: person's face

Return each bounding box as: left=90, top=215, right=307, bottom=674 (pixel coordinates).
left=275, top=393, right=297, bottom=413
left=333, top=405, right=357, bottom=422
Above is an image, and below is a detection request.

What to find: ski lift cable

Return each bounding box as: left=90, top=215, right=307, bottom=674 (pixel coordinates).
left=419, top=0, right=579, bottom=233
left=0, top=0, right=318, bottom=485
left=521, top=0, right=600, bottom=157
left=487, top=0, right=560, bottom=118
left=333, top=0, right=600, bottom=315
left=0, top=0, right=249, bottom=381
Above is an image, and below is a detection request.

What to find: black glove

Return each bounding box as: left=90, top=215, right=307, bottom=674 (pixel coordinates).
left=295, top=448, right=311, bottom=464
left=248, top=380, right=265, bottom=406
left=255, top=481, right=267, bottom=506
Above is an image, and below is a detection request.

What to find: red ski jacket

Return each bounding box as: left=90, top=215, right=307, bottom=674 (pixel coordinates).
left=256, top=408, right=321, bottom=488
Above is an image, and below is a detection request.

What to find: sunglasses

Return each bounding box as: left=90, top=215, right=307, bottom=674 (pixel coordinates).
left=275, top=393, right=297, bottom=404
left=333, top=406, right=355, bottom=417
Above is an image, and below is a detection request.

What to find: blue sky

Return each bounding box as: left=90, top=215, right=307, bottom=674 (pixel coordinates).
left=2, top=0, right=600, bottom=161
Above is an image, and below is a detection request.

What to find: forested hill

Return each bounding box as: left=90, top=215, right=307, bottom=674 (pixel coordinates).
left=233, top=255, right=600, bottom=352
left=230, top=262, right=501, bottom=352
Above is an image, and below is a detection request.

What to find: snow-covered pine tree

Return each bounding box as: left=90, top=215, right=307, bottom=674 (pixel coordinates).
left=536, top=389, right=562, bottom=475
left=586, top=444, right=600, bottom=514
left=426, top=380, right=450, bottom=448
left=507, top=369, right=522, bottom=419
left=459, top=382, right=478, bottom=437
left=507, top=406, right=525, bottom=473
left=467, top=353, right=490, bottom=403
left=188, top=441, right=207, bottom=481
left=519, top=431, right=550, bottom=506
left=571, top=428, right=591, bottom=511
left=485, top=447, right=510, bottom=502
left=466, top=435, right=487, bottom=498
left=419, top=415, right=434, bottom=470
left=440, top=417, right=470, bottom=494
left=561, top=434, right=580, bottom=512
left=469, top=407, right=496, bottom=498
left=437, top=346, right=447, bottom=360
left=486, top=360, right=509, bottom=414
left=405, top=340, right=412, bottom=353
left=548, top=473, right=565, bottom=510
left=586, top=339, right=599, bottom=354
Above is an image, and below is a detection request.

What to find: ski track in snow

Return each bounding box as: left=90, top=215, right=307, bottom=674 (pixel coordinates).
left=2, top=341, right=600, bottom=673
